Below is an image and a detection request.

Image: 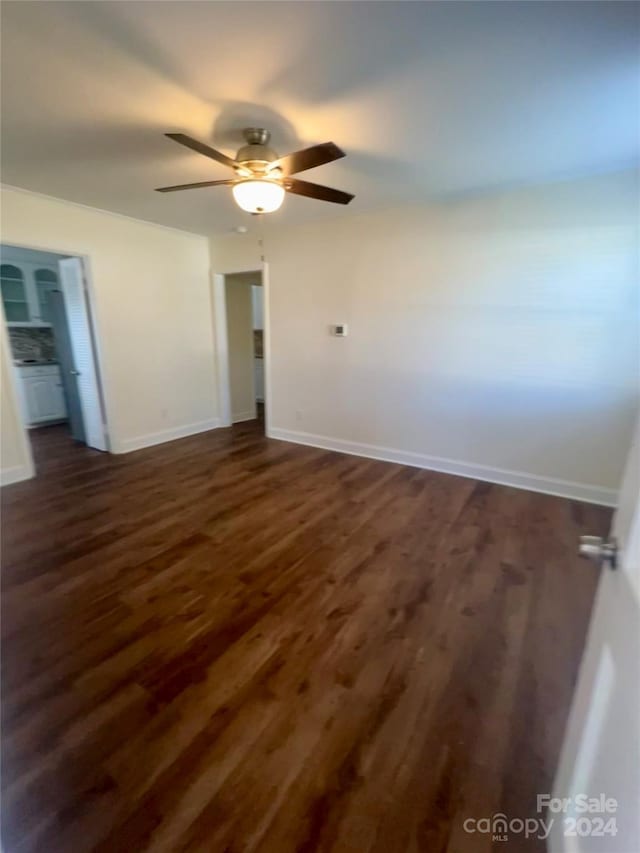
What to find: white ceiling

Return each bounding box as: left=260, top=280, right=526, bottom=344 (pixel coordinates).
left=1, top=1, right=638, bottom=236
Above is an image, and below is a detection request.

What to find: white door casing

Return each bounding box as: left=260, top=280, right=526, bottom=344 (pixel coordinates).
left=212, top=273, right=232, bottom=428
left=57, top=257, right=108, bottom=451
left=549, top=416, right=640, bottom=852
left=212, top=263, right=270, bottom=433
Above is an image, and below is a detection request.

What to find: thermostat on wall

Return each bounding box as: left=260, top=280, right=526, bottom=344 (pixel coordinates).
left=333, top=324, right=348, bottom=337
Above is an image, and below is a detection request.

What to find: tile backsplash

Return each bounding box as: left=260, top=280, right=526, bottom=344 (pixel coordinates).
left=8, top=327, right=57, bottom=360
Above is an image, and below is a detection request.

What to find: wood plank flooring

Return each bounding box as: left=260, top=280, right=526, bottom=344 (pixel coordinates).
left=1, top=421, right=610, bottom=852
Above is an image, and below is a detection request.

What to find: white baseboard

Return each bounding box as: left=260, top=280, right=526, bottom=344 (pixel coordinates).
left=232, top=411, right=258, bottom=423
left=1, top=463, right=34, bottom=486
left=116, top=418, right=222, bottom=454
left=267, top=427, right=617, bottom=507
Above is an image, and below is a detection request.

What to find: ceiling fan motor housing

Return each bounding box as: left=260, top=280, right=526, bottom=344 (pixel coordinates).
left=235, top=127, right=278, bottom=173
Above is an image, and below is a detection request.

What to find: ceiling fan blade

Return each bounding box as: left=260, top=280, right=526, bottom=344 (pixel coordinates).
left=285, top=178, right=354, bottom=205
left=155, top=179, right=235, bottom=193
left=165, top=133, right=237, bottom=170
left=269, top=142, right=345, bottom=175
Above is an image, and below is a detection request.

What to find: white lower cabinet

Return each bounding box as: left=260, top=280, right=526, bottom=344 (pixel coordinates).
left=15, top=365, right=67, bottom=425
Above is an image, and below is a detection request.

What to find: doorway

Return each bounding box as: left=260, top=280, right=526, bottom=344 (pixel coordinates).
left=1, top=244, right=108, bottom=472
left=215, top=267, right=267, bottom=433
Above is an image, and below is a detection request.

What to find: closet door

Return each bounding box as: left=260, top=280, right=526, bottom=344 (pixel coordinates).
left=58, top=258, right=108, bottom=451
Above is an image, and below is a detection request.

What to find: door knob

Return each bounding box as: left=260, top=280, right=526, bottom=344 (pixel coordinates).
left=70, top=369, right=81, bottom=375
left=578, top=535, right=617, bottom=570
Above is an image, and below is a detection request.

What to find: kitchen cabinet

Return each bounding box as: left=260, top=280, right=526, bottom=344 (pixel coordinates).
left=15, top=365, right=67, bottom=425
left=0, top=264, right=30, bottom=322
left=1, top=262, right=59, bottom=327
left=34, top=268, right=59, bottom=324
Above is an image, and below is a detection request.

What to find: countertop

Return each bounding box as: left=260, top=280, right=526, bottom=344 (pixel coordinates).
left=13, top=359, right=59, bottom=366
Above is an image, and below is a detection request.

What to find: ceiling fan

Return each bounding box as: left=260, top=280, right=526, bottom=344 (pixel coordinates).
left=156, top=128, right=354, bottom=214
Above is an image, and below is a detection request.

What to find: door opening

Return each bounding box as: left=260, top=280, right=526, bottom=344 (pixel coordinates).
left=217, top=268, right=265, bottom=434
left=1, top=244, right=109, bottom=473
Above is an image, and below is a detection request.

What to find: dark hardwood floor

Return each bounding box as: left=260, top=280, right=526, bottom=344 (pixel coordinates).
left=1, top=421, right=609, bottom=852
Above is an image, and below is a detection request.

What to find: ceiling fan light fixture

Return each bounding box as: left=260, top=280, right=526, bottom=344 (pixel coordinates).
left=158, top=130, right=353, bottom=206
left=232, top=179, right=285, bottom=214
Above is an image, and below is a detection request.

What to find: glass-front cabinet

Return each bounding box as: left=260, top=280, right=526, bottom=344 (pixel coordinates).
left=34, top=268, right=59, bottom=324
left=0, top=264, right=29, bottom=322
left=0, top=261, right=59, bottom=326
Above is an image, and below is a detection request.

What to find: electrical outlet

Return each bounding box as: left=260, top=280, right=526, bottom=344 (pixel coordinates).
left=295, top=410, right=303, bottom=422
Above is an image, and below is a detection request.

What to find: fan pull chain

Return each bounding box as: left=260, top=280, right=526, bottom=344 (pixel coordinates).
left=257, top=212, right=267, bottom=263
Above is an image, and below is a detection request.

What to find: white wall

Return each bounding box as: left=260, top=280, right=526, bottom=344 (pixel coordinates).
left=1, top=186, right=217, bottom=476
left=225, top=273, right=256, bottom=422
left=211, top=170, right=639, bottom=504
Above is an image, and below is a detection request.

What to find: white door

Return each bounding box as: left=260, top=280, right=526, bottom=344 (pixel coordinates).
left=549, top=417, right=640, bottom=852
left=58, top=258, right=107, bottom=451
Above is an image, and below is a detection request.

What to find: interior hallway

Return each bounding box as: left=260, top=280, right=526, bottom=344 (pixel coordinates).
left=1, top=421, right=610, bottom=852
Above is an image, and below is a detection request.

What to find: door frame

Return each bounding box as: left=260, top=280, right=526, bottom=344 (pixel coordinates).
left=211, top=262, right=271, bottom=434
left=0, top=318, right=35, bottom=483
left=1, top=240, right=111, bottom=470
